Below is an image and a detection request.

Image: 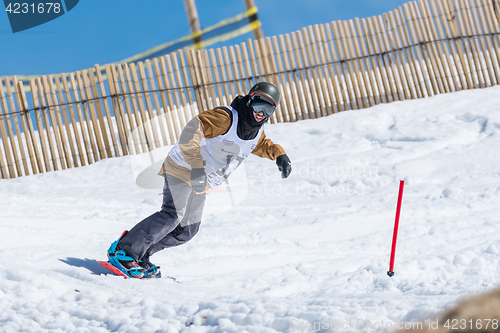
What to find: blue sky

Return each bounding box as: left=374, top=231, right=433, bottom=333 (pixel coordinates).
left=1, top=0, right=413, bottom=77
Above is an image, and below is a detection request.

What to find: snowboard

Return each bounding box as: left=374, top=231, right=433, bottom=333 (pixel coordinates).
left=97, top=261, right=129, bottom=279
left=97, top=260, right=165, bottom=280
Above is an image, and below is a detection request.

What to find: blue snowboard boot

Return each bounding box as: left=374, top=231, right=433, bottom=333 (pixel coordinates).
left=139, top=256, right=161, bottom=279
left=107, top=231, right=146, bottom=279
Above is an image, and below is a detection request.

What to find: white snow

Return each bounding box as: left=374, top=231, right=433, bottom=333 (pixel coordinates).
left=1, top=85, right=500, bottom=332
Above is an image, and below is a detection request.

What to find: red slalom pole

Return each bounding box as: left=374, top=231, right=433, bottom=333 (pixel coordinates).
left=388, top=180, right=405, bottom=277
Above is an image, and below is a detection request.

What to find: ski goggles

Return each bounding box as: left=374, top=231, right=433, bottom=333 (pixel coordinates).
left=250, top=100, right=276, bottom=118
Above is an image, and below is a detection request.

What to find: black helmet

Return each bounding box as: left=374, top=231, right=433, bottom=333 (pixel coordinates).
left=247, top=82, right=280, bottom=125
left=248, top=82, right=280, bottom=107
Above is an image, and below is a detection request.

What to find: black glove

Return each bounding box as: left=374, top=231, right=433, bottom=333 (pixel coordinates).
left=190, top=168, right=207, bottom=193
left=276, top=154, right=292, bottom=179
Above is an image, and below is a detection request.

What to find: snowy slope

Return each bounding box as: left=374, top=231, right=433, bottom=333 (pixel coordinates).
left=1, top=86, right=500, bottom=333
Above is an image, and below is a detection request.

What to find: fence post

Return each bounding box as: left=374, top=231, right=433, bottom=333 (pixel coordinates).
left=186, top=49, right=205, bottom=115
left=122, top=63, right=147, bottom=154
left=0, top=78, right=17, bottom=178
left=177, top=50, right=198, bottom=120
left=0, top=78, right=23, bottom=177
left=6, top=77, right=30, bottom=175
left=46, top=75, right=72, bottom=168
left=278, top=34, right=304, bottom=120
left=138, top=61, right=163, bottom=149
left=42, top=76, right=69, bottom=169
left=196, top=50, right=214, bottom=110
left=158, top=56, right=181, bottom=140
left=60, top=73, right=87, bottom=166
left=0, top=133, right=8, bottom=179
left=163, top=55, right=185, bottom=138
left=15, top=79, right=39, bottom=175
left=94, top=65, right=120, bottom=156
left=331, top=21, right=359, bottom=108
left=88, top=68, right=113, bottom=158
left=209, top=49, right=226, bottom=106
left=53, top=75, right=79, bottom=167
left=144, top=59, right=169, bottom=146
left=170, top=53, right=191, bottom=128
left=272, top=35, right=296, bottom=122
left=30, top=79, right=52, bottom=172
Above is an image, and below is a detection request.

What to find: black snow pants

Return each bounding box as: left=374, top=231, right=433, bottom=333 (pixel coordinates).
left=117, top=174, right=206, bottom=261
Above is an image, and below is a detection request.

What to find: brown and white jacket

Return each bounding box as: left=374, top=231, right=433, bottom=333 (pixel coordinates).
left=158, top=96, right=286, bottom=185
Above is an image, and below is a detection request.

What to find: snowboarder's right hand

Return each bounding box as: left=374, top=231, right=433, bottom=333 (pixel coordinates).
left=190, top=168, right=207, bottom=193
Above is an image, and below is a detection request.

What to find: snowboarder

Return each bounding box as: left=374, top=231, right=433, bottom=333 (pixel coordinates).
left=106, top=82, right=292, bottom=278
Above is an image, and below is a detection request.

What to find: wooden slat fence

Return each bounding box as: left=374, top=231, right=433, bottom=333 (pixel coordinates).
left=1, top=0, right=500, bottom=179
